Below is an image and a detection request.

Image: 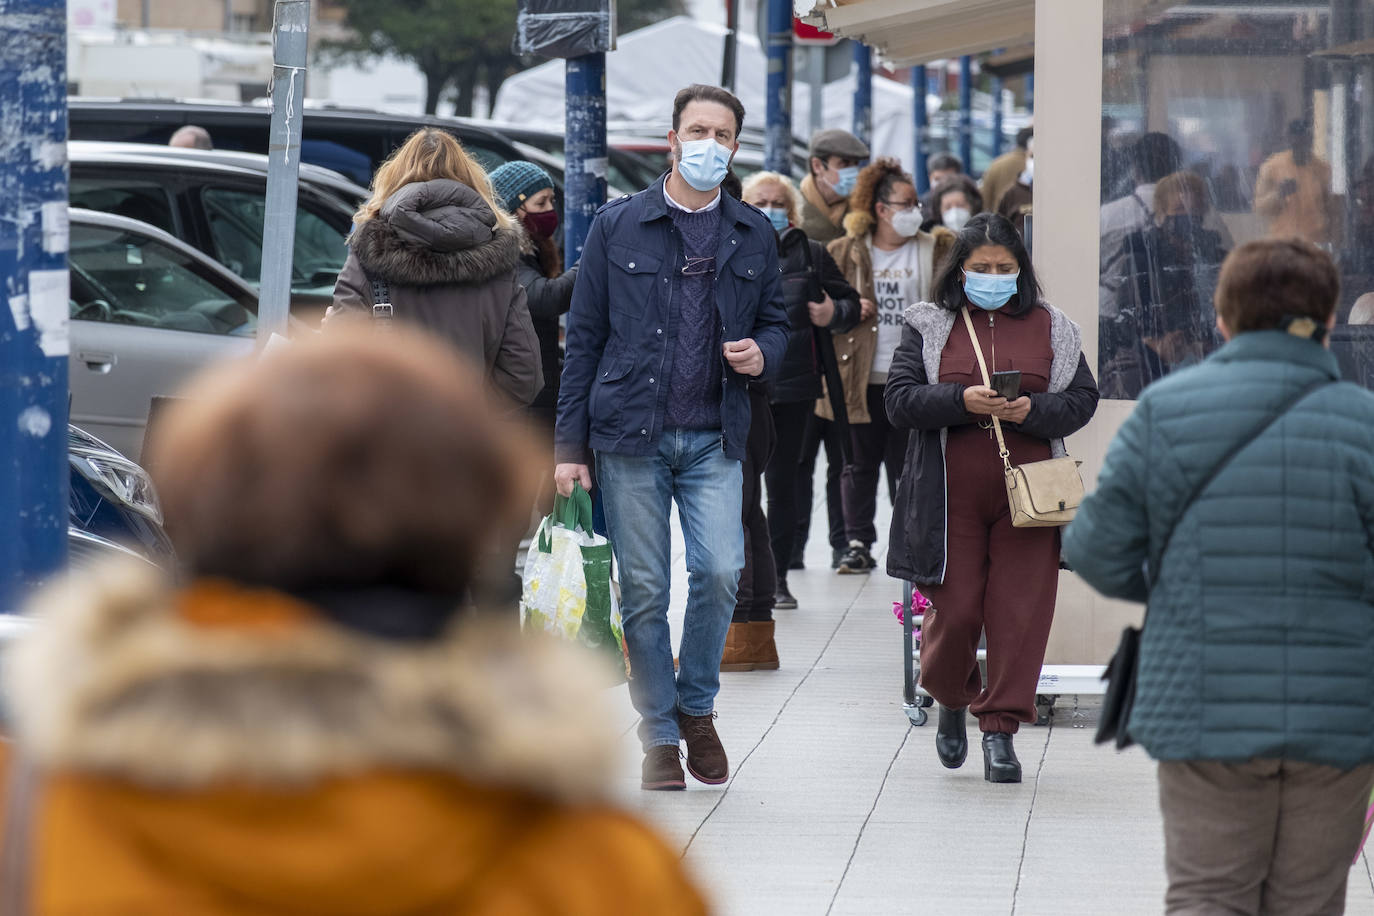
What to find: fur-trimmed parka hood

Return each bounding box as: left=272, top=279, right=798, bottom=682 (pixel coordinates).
left=4, top=562, right=619, bottom=798
left=349, top=179, right=522, bottom=287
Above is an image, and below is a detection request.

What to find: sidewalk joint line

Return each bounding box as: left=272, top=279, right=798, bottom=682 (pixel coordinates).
left=1009, top=719, right=1054, bottom=916
left=825, top=724, right=913, bottom=916
left=679, top=572, right=871, bottom=858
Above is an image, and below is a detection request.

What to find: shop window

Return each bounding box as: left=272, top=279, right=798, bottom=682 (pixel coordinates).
left=1099, top=2, right=1374, bottom=398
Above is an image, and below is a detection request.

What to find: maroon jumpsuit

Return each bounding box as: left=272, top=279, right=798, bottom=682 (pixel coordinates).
left=918, top=306, right=1060, bottom=734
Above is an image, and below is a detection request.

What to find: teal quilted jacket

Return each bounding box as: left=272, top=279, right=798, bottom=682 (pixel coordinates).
left=1064, top=330, right=1374, bottom=769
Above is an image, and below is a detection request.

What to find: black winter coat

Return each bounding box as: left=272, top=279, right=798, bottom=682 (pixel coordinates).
left=772, top=227, right=862, bottom=403
left=334, top=179, right=542, bottom=407
left=884, top=301, right=1099, bottom=585
left=515, top=249, right=577, bottom=411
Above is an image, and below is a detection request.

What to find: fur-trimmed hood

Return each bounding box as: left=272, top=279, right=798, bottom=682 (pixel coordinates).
left=4, top=562, right=620, bottom=798
left=841, top=207, right=877, bottom=239
left=349, top=179, right=522, bottom=287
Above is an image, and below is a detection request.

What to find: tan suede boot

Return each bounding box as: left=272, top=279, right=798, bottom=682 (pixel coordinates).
left=748, top=620, right=780, bottom=670
left=719, top=622, right=754, bottom=672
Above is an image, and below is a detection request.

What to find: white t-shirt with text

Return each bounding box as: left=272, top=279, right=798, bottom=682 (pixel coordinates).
left=869, top=240, right=921, bottom=380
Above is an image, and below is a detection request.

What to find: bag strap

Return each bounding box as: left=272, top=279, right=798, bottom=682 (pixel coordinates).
left=960, top=306, right=1014, bottom=472
left=1148, top=374, right=1335, bottom=586
left=0, top=748, right=36, bottom=916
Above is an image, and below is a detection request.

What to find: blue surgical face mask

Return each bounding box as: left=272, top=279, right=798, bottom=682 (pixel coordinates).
left=760, top=206, right=789, bottom=232
left=963, top=270, right=1020, bottom=310
left=677, top=137, right=733, bottom=192
left=829, top=165, right=859, bottom=198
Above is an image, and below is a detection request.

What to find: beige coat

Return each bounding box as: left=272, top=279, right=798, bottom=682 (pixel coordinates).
left=980, top=147, right=1028, bottom=213
left=820, top=213, right=953, bottom=424
left=798, top=175, right=848, bottom=245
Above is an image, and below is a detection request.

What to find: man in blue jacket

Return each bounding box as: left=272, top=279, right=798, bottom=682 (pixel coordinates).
left=555, top=84, right=789, bottom=791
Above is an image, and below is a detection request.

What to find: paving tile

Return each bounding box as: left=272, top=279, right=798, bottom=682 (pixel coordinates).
left=607, top=478, right=1175, bottom=914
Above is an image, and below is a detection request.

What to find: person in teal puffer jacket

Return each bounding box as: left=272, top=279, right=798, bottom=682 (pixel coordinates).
left=1064, top=238, right=1374, bottom=916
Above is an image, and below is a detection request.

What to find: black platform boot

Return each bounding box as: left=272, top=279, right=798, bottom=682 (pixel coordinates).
left=982, top=732, right=1022, bottom=783
left=935, top=706, right=968, bottom=769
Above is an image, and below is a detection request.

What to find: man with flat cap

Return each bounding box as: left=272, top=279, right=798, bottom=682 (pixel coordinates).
left=800, top=128, right=870, bottom=244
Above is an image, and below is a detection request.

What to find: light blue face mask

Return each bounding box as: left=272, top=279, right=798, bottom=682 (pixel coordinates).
left=830, top=166, right=859, bottom=198
left=760, top=206, right=789, bottom=232
left=677, top=137, right=734, bottom=192
left=963, top=270, right=1020, bottom=310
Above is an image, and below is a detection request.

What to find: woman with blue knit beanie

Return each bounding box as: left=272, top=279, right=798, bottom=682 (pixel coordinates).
left=489, top=161, right=578, bottom=436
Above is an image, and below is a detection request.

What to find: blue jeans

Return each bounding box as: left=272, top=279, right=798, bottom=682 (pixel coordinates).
left=597, top=428, right=744, bottom=750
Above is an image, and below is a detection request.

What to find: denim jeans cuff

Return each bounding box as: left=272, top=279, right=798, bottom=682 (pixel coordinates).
left=645, top=737, right=682, bottom=750
left=677, top=703, right=715, bottom=718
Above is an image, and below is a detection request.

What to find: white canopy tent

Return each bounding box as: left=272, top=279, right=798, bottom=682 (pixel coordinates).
left=492, top=16, right=930, bottom=176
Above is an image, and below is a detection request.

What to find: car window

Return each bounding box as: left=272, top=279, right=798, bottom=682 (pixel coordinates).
left=458, top=139, right=509, bottom=173
left=69, top=178, right=178, bottom=235
left=69, top=223, right=257, bottom=335
left=200, top=186, right=349, bottom=293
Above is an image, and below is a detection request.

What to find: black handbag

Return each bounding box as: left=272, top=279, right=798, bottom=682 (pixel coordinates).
left=1095, top=376, right=1334, bottom=749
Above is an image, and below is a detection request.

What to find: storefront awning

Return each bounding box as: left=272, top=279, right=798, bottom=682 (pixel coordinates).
left=796, top=0, right=1035, bottom=66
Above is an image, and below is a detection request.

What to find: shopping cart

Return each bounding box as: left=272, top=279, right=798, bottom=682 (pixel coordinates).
left=899, top=580, right=935, bottom=727
left=899, top=580, right=1085, bottom=728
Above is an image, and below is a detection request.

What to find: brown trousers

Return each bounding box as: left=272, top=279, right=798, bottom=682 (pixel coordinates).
left=1158, top=759, right=1374, bottom=915
left=917, top=425, right=1058, bottom=734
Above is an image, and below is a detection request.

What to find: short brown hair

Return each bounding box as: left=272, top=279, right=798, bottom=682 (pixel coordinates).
left=1214, top=238, right=1340, bottom=334
left=672, top=84, right=745, bottom=138
left=148, top=328, right=539, bottom=597
left=1152, top=171, right=1209, bottom=220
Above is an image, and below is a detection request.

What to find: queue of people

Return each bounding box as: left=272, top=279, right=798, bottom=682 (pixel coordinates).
left=5, top=78, right=1374, bottom=916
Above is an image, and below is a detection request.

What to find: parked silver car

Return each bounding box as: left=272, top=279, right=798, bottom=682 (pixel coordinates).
left=69, top=141, right=360, bottom=322
left=68, top=208, right=262, bottom=460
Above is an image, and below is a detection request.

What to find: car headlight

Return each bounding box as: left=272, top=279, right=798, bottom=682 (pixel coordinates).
left=69, top=447, right=163, bottom=526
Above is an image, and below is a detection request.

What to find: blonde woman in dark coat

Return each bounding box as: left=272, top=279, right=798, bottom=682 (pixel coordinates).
left=331, top=128, right=542, bottom=407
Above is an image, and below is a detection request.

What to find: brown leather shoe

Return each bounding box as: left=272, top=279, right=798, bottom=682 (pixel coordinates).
left=641, top=745, right=686, bottom=791
left=678, top=711, right=729, bottom=785
left=719, top=622, right=754, bottom=672
left=748, top=620, right=779, bottom=670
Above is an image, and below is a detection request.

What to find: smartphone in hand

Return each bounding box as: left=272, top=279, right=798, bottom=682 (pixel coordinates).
left=990, top=370, right=1022, bottom=400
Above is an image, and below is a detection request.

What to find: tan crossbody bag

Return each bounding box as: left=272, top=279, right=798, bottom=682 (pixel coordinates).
left=961, top=306, right=1083, bottom=528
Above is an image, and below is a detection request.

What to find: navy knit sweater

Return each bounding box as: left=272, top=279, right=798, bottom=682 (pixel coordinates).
left=666, top=206, right=724, bottom=429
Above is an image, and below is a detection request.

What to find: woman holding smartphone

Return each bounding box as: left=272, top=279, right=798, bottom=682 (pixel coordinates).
left=883, top=213, right=1099, bottom=783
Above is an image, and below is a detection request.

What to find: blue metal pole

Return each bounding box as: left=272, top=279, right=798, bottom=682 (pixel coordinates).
left=0, top=0, right=69, bottom=612
left=852, top=41, right=872, bottom=153
left=913, top=65, right=929, bottom=194
left=564, top=53, right=607, bottom=267
left=991, top=75, right=1005, bottom=159
left=958, top=54, right=973, bottom=174
left=764, top=0, right=793, bottom=176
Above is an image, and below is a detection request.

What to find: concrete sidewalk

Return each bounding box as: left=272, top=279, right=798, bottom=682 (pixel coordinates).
left=605, top=504, right=1374, bottom=915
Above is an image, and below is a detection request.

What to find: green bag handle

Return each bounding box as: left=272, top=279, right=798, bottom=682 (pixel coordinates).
left=554, top=481, right=595, bottom=534
left=537, top=482, right=595, bottom=554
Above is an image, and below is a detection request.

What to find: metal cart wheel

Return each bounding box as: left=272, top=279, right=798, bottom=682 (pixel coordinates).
left=1035, top=693, right=1057, bottom=726
left=904, top=703, right=929, bottom=727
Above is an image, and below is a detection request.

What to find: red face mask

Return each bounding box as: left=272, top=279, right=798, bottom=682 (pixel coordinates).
left=521, top=208, right=559, bottom=239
